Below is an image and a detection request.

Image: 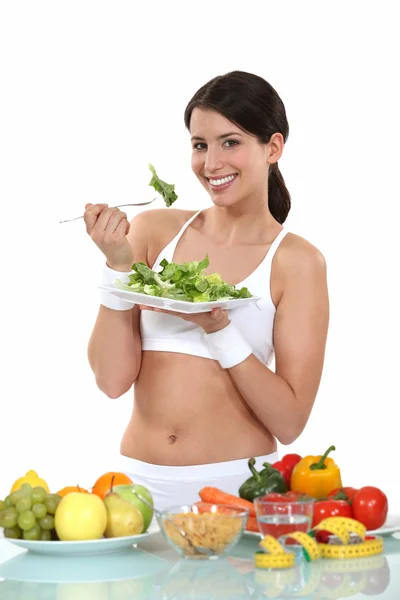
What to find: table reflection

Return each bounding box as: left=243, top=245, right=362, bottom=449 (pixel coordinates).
left=0, top=536, right=395, bottom=600
left=158, top=558, right=251, bottom=599
left=0, top=547, right=168, bottom=599
left=246, top=553, right=390, bottom=598
left=0, top=578, right=156, bottom=599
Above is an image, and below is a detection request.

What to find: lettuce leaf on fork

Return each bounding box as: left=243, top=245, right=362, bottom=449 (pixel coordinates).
left=115, top=255, right=253, bottom=303
left=148, top=163, right=178, bottom=207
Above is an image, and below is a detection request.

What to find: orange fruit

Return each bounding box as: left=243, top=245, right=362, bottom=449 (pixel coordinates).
left=56, top=485, right=90, bottom=497
left=91, top=472, right=133, bottom=499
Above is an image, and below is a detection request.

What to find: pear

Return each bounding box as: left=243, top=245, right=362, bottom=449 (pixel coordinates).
left=103, top=492, right=144, bottom=538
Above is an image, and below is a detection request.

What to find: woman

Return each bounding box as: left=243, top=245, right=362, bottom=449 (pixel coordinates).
left=84, top=71, right=329, bottom=509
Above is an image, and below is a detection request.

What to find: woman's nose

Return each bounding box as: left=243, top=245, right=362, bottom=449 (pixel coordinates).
left=204, top=148, right=224, bottom=173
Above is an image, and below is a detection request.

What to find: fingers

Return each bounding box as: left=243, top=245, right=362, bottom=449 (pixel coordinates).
left=84, top=204, right=129, bottom=238
left=211, top=308, right=225, bottom=320
left=83, top=203, right=108, bottom=231
left=104, top=210, right=128, bottom=236
left=95, top=207, right=127, bottom=233
left=114, top=216, right=130, bottom=239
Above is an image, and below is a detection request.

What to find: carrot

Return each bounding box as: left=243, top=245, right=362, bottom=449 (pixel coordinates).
left=245, top=516, right=260, bottom=532
left=194, top=501, right=259, bottom=532
left=193, top=501, right=244, bottom=515
left=198, top=487, right=256, bottom=517
left=193, top=502, right=229, bottom=514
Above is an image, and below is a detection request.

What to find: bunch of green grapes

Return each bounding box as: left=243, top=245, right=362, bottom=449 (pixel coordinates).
left=0, top=483, right=62, bottom=541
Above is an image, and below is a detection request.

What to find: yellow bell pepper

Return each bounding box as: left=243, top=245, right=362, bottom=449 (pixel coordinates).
left=290, top=445, right=342, bottom=499
left=10, top=470, right=50, bottom=493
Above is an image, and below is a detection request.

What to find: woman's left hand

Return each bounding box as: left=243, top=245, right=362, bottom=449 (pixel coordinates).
left=138, top=304, right=230, bottom=334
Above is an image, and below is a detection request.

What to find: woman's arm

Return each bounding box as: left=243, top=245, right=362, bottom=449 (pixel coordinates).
left=87, top=210, right=150, bottom=398
left=226, top=240, right=329, bottom=444
left=87, top=207, right=192, bottom=398
left=87, top=305, right=142, bottom=399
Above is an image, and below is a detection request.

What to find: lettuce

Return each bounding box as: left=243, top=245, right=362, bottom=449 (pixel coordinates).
left=148, top=164, right=178, bottom=207
left=115, top=254, right=252, bottom=303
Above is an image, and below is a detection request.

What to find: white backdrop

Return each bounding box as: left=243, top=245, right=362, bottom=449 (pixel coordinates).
left=0, top=1, right=399, bottom=514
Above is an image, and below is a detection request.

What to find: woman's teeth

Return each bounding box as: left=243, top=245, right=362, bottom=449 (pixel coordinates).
left=209, top=174, right=237, bottom=186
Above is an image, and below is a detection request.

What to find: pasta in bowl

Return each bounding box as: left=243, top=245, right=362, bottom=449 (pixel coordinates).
left=157, top=503, right=249, bottom=559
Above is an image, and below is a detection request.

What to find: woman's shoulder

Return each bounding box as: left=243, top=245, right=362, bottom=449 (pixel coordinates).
left=128, top=207, right=199, bottom=265
left=276, top=231, right=327, bottom=277
left=130, top=207, right=197, bottom=232
left=134, top=206, right=197, bottom=226
left=130, top=207, right=198, bottom=244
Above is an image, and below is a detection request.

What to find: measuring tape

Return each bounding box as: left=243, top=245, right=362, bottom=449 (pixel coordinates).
left=311, top=516, right=366, bottom=543
left=253, top=553, right=386, bottom=598
left=254, top=517, right=383, bottom=569
left=255, top=532, right=321, bottom=569
left=311, top=517, right=383, bottom=559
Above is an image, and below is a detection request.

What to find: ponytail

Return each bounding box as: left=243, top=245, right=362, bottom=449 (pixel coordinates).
left=268, top=163, right=291, bottom=224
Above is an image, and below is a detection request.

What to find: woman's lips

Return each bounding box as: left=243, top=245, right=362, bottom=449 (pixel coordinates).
left=207, top=174, right=238, bottom=192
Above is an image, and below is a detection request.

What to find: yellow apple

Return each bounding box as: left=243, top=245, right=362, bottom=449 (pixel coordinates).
left=54, top=492, right=107, bottom=541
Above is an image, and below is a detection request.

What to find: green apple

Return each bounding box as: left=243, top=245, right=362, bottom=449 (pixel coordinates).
left=112, top=484, right=154, bottom=531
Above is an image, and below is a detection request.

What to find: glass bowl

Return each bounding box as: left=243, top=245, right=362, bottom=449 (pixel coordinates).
left=156, top=503, right=249, bottom=559
left=254, top=494, right=315, bottom=543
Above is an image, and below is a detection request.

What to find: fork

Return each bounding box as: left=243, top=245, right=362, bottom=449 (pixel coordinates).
left=59, top=198, right=157, bottom=223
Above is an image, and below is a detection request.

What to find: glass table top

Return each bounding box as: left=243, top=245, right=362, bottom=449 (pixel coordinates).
left=0, top=529, right=399, bottom=599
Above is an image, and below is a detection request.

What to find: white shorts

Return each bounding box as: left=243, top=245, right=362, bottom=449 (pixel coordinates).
left=118, top=452, right=280, bottom=510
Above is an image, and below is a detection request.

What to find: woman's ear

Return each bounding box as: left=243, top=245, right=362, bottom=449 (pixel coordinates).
left=267, top=132, right=285, bottom=165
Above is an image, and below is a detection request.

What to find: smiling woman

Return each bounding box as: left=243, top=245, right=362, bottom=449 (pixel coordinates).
left=84, top=71, right=329, bottom=509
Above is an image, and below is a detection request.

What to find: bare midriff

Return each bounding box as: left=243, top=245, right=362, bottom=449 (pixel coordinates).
left=119, top=350, right=277, bottom=466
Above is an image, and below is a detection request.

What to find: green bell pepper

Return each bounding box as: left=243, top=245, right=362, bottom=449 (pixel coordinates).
left=238, top=458, right=288, bottom=501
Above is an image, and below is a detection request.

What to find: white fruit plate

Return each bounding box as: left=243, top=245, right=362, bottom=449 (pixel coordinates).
left=3, top=520, right=160, bottom=556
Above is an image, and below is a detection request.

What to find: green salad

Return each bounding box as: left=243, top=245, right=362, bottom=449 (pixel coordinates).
left=115, top=255, right=253, bottom=303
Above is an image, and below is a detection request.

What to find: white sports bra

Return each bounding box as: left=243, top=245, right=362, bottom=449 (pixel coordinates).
left=140, top=210, right=288, bottom=366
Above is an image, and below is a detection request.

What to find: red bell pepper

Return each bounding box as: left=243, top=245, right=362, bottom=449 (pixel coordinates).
left=272, top=454, right=302, bottom=488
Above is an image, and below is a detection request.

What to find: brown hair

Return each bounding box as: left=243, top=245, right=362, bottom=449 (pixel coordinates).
left=184, top=71, right=291, bottom=224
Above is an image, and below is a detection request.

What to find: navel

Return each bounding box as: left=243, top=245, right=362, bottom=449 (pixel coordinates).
left=168, top=434, right=177, bottom=444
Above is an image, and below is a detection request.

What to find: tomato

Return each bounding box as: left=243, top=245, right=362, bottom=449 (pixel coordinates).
left=352, top=486, right=388, bottom=531
left=312, top=499, right=353, bottom=527
left=328, top=487, right=359, bottom=503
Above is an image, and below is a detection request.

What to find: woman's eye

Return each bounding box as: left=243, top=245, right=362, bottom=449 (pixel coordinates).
left=223, top=139, right=239, bottom=147
left=193, top=142, right=206, bottom=150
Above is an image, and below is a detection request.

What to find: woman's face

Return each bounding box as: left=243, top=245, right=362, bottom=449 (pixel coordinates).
left=190, top=107, right=277, bottom=208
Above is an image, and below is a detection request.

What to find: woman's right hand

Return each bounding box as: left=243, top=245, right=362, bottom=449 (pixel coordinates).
left=83, top=203, right=134, bottom=271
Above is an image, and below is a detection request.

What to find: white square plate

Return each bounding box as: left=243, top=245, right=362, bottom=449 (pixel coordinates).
left=99, top=284, right=262, bottom=314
